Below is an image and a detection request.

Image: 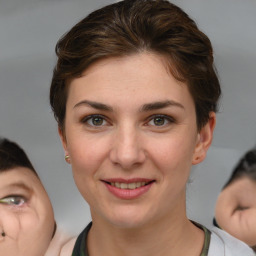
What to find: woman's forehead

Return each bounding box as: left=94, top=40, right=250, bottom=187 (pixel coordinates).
left=68, top=54, right=192, bottom=107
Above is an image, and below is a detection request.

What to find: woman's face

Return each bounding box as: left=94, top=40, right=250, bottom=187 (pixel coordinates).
left=61, top=53, right=215, bottom=228
left=0, top=167, right=55, bottom=256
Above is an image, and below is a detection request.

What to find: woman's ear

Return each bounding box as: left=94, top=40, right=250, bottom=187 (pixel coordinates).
left=58, top=127, right=69, bottom=156
left=192, top=112, right=216, bottom=165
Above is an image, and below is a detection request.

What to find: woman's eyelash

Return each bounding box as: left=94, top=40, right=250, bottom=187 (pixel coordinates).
left=147, top=114, right=175, bottom=126
left=80, top=113, right=175, bottom=127
left=80, top=114, right=175, bottom=127
left=81, top=114, right=109, bottom=126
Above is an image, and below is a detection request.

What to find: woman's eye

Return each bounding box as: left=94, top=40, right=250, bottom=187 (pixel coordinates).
left=83, top=115, right=107, bottom=127
left=148, top=115, right=173, bottom=127
left=0, top=196, right=26, bottom=206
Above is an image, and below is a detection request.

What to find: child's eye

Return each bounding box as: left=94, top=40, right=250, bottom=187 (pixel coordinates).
left=82, top=115, right=108, bottom=127
left=0, top=196, right=26, bottom=206
left=147, top=115, right=174, bottom=127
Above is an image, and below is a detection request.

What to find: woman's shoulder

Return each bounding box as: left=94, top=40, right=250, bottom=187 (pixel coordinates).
left=208, top=227, right=255, bottom=256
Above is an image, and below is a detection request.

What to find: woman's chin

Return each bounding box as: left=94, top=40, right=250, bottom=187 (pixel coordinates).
left=102, top=209, right=154, bottom=230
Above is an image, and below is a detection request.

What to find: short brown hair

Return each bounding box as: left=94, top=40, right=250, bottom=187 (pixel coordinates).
left=50, top=0, right=221, bottom=131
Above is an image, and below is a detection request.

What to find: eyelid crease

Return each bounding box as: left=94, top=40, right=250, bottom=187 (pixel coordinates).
left=81, top=114, right=110, bottom=123
left=147, top=114, right=176, bottom=123
left=2, top=182, right=33, bottom=193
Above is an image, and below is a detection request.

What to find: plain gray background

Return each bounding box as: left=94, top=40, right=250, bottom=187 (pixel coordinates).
left=0, top=0, right=256, bottom=235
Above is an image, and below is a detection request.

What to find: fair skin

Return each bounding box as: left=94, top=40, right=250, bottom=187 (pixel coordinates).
left=0, top=167, right=55, bottom=256
left=59, top=237, right=76, bottom=256
left=215, top=176, right=256, bottom=247
left=45, top=228, right=74, bottom=256
left=60, top=53, right=216, bottom=256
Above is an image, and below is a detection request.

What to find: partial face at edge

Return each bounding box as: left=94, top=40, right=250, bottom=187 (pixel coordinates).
left=215, top=176, right=256, bottom=247
left=0, top=167, right=55, bottom=256
left=60, top=53, right=215, bottom=228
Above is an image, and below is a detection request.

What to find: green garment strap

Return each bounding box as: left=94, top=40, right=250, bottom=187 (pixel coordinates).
left=72, top=222, right=211, bottom=256
left=191, top=221, right=211, bottom=256
left=200, top=225, right=211, bottom=256
left=72, top=222, right=91, bottom=256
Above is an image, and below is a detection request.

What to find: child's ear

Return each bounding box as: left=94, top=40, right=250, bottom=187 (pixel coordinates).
left=58, top=126, right=69, bottom=157
left=192, top=112, right=216, bottom=165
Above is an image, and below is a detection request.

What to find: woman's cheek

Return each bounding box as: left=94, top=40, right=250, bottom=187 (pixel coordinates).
left=71, top=138, right=109, bottom=171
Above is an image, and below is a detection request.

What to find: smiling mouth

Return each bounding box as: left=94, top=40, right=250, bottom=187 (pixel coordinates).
left=102, top=179, right=155, bottom=199
left=103, top=180, right=155, bottom=189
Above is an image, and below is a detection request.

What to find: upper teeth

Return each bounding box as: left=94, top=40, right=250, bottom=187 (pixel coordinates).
left=111, top=182, right=147, bottom=189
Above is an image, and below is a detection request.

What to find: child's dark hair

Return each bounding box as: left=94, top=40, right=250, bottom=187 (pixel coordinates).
left=0, top=137, right=38, bottom=177
left=223, top=148, right=256, bottom=188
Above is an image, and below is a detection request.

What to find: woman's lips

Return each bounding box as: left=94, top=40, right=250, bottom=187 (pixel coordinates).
left=102, top=179, right=155, bottom=200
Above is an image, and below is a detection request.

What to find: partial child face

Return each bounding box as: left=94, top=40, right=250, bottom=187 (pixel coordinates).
left=60, top=53, right=215, bottom=228
left=215, top=176, right=256, bottom=247
left=0, top=167, right=55, bottom=256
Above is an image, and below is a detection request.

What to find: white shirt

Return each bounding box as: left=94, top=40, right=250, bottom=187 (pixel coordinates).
left=208, top=227, right=255, bottom=256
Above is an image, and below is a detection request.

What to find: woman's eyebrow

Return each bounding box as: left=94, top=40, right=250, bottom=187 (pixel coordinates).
left=73, top=100, right=113, bottom=111
left=140, top=100, right=185, bottom=111
left=73, top=100, right=184, bottom=112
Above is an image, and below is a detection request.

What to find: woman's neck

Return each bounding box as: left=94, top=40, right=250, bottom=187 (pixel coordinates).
left=87, top=214, right=205, bottom=256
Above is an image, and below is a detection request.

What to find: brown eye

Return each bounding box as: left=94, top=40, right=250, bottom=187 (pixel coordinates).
left=91, top=116, right=104, bottom=126
left=153, top=117, right=165, bottom=126
left=82, top=115, right=107, bottom=127
left=148, top=115, right=174, bottom=127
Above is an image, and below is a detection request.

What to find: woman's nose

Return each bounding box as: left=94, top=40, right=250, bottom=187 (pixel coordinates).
left=109, top=126, right=146, bottom=170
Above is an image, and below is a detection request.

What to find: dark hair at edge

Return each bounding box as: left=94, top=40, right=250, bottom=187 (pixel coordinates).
left=0, top=137, right=38, bottom=177
left=223, top=148, right=256, bottom=188
left=50, top=0, right=221, bottom=132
